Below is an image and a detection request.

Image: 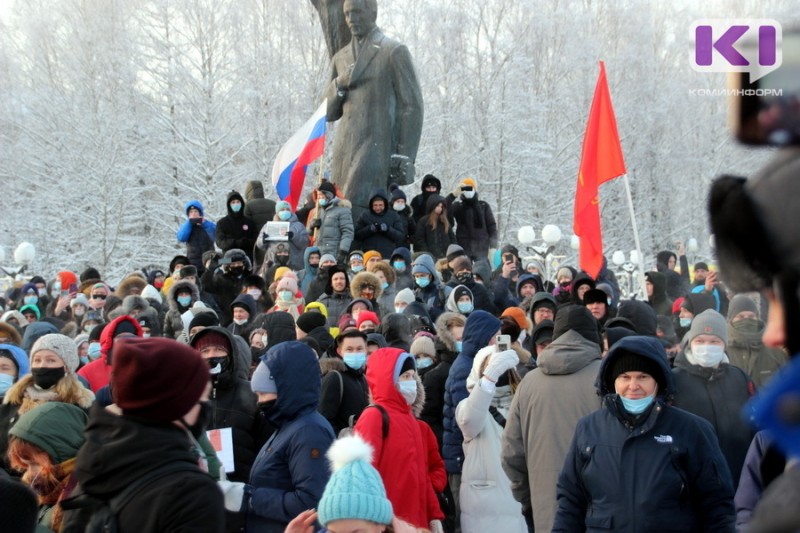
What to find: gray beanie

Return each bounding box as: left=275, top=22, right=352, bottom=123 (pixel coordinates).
left=410, top=336, right=436, bottom=358
left=727, top=294, right=759, bottom=321
left=251, top=361, right=277, bottom=394
left=30, top=333, right=80, bottom=374
left=394, top=288, right=415, bottom=306
left=687, top=309, right=728, bottom=346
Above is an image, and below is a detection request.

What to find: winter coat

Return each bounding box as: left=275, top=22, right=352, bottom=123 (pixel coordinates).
left=456, top=349, right=527, bottom=533
left=243, top=181, right=276, bottom=230
left=163, top=280, right=201, bottom=339
left=671, top=350, right=754, bottom=489
left=318, top=356, right=368, bottom=435
left=227, top=293, right=257, bottom=340
left=448, top=193, right=498, bottom=261
left=646, top=271, right=674, bottom=317
left=414, top=195, right=456, bottom=260
left=420, top=315, right=460, bottom=449
left=176, top=200, right=216, bottom=273
left=256, top=214, right=309, bottom=272
left=297, top=246, right=321, bottom=295
left=553, top=336, right=735, bottom=533
left=390, top=247, right=415, bottom=291
left=354, top=348, right=444, bottom=528
left=726, top=319, right=787, bottom=389
left=197, top=327, right=271, bottom=483
left=315, top=198, right=354, bottom=257
left=317, top=292, right=353, bottom=329
left=446, top=276, right=498, bottom=316
left=306, top=325, right=335, bottom=356
left=353, top=189, right=406, bottom=258
left=734, top=431, right=785, bottom=532
left=202, top=263, right=250, bottom=326
left=78, top=315, right=143, bottom=392
left=216, top=191, right=259, bottom=260
left=246, top=342, right=335, bottom=533
left=501, top=330, right=602, bottom=533
left=657, top=251, right=690, bottom=300
left=411, top=254, right=446, bottom=319
left=442, top=311, right=501, bottom=473
left=65, top=403, right=224, bottom=533
left=410, top=175, right=442, bottom=221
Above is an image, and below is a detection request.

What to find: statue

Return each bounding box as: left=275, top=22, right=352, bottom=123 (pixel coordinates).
left=323, top=0, right=424, bottom=219
left=310, top=0, right=350, bottom=58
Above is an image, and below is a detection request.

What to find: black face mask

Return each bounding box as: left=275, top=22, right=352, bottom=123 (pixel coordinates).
left=229, top=266, right=244, bottom=276
left=184, top=400, right=212, bottom=439
left=455, top=271, right=473, bottom=284
left=257, top=399, right=277, bottom=419
left=275, top=255, right=290, bottom=266
left=207, top=357, right=229, bottom=378
left=31, top=367, right=66, bottom=390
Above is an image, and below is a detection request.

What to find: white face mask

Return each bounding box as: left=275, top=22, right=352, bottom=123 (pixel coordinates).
left=393, top=202, right=405, bottom=211
left=247, top=289, right=262, bottom=298
left=518, top=330, right=527, bottom=345
left=688, top=344, right=726, bottom=368
left=462, top=191, right=476, bottom=200
left=233, top=318, right=248, bottom=326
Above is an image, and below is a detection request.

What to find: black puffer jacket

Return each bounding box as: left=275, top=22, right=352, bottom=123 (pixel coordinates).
left=414, top=194, right=455, bottom=260
left=420, top=312, right=462, bottom=449
left=318, top=356, right=369, bottom=435
left=448, top=192, right=498, bottom=261
left=65, top=404, right=224, bottom=533
left=671, top=350, right=754, bottom=489
left=353, top=188, right=406, bottom=258
left=192, top=327, right=272, bottom=483
left=216, top=191, right=259, bottom=260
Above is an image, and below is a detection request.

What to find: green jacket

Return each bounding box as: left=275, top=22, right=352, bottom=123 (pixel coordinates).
left=727, top=319, right=788, bottom=389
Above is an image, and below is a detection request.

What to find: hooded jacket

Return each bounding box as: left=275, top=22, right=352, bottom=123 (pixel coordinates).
left=315, top=197, right=354, bottom=256
left=411, top=174, right=442, bottom=221
left=501, top=329, right=602, bottom=533
left=163, top=280, right=202, bottom=339
left=443, top=311, right=501, bottom=473
left=318, top=355, right=369, bottom=435
left=228, top=293, right=257, bottom=339
left=176, top=200, right=216, bottom=272
left=216, top=191, right=258, bottom=259
left=420, top=312, right=463, bottom=448
left=414, top=194, right=456, bottom=260
left=353, top=188, right=406, bottom=258
left=449, top=191, right=498, bottom=261
left=354, top=348, right=443, bottom=528
left=412, top=253, right=446, bottom=319
left=726, top=318, right=787, bottom=389
left=243, top=180, right=276, bottom=228
left=553, top=336, right=735, bottom=532
left=646, top=271, right=673, bottom=317
left=656, top=251, right=690, bottom=300
left=67, top=403, right=224, bottom=533
left=671, top=348, right=754, bottom=489
left=257, top=214, right=310, bottom=273
left=246, top=342, right=334, bottom=532
left=297, top=246, right=321, bottom=295
left=78, top=315, right=143, bottom=392
left=390, top=247, right=415, bottom=291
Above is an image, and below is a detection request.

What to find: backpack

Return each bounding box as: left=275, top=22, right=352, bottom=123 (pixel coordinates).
left=62, top=462, right=202, bottom=533
left=338, top=403, right=389, bottom=439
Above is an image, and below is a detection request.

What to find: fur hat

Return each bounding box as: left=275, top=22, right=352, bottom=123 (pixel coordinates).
left=30, top=334, right=79, bottom=374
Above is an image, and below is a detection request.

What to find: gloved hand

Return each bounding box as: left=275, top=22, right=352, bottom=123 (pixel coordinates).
left=336, top=250, right=348, bottom=265
left=429, top=519, right=444, bottom=533
left=371, top=223, right=380, bottom=233
left=217, top=480, right=246, bottom=512
left=379, top=223, right=388, bottom=232
left=310, top=218, right=322, bottom=230
left=483, top=349, right=519, bottom=382
left=287, top=231, right=294, bottom=240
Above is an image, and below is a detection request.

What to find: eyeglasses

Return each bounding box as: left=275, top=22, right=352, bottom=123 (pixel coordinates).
left=90, top=294, right=107, bottom=300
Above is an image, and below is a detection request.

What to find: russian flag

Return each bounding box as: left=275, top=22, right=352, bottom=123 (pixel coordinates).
left=271, top=100, right=327, bottom=210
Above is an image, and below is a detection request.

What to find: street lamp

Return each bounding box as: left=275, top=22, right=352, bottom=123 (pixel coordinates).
left=0, top=242, right=36, bottom=293
left=611, top=248, right=644, bottom=299
left=518, top=225, right=563, bottom=282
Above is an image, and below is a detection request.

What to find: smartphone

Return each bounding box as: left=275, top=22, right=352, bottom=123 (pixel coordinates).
left=503, top=253, right=514, bottom=263
left=69, top=283, right=78, bottom=295
left=495, top=334, right=511, bottom=352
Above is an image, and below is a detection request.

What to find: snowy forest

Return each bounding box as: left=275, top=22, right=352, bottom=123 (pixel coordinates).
left=0, top=0, right=795, bottom=281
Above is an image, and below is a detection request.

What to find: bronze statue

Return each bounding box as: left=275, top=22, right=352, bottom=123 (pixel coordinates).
left=323, top=0, right=424, bottom=219
left=310, top=0, right=350, bottom=58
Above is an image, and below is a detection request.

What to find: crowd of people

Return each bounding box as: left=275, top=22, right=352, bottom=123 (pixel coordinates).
left=0, top=171, right=793, bottom=533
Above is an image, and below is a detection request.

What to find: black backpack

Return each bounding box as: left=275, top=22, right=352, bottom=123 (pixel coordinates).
left=62, top=462, right=202, bottom=533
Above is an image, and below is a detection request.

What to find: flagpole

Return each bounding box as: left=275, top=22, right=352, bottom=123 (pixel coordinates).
left=622, top=171, right=647, bottom=299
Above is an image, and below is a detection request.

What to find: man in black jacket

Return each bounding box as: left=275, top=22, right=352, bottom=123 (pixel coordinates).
left=216, top=191, right=259, bottom=262
left=318, top=330, right=369, bottom=435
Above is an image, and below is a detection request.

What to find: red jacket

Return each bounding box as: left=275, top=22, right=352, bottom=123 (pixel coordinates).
left=355, top=348, right=444, bottom=527
left=78, top=315, right=143, bottom=392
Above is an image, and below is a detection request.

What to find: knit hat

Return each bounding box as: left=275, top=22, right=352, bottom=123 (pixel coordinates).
left=317, top=435, right=393, bottom=526
left=188, top=311, right=219, bottom=332
left=320, top=253, right=337, bottom=265
left=363, top=250, right=382, bottom=266
left=553, top=305, right=600, bottom=345
left=686, top=309, right=728, bottom=346
left=251, top=360, right=277, bottom=394
left=501, top=307, right=528, bottom=330
left=410, top=335, right=436, bottom=358
left=276, top=276, right=298, bottom=294
left=338, top=314, right=357, bottom=332
left=30, top=334, right=79, bottom=374
left=450, top=255, right=473, bottom=273
left=582, top=289, right=609, bottom=306
left=80, top=267, right=102, bottom=283
left=445, top=244, right=466, bottom=262
left=605, top=349, right=666, bottom=393
left=191, top=329, right=231, bottom=354
left=530, top=292, right=557, bottom=312
left=694, top=261, right=709, bottom=272
left=356, top=311, right=380, bottom=329
left=70, top=294, right=89, bottom=309
left=394, top=288, right=415, bottom=306
left=460, top=177, right=477, bottom=190
left=113, top=337, right=209, bottom=422
left=319, top=181, right=336, bottom=196
left=348, top=251, right=364, bottom=262
left=390, top=188, right=407, bottom=202
left=296, top=311, right=327, bottom=334
left=273, top=266, right=291, bottom=283
left=727, top=294, right=759, bottom=321
left=276, top=200, right=291, bottom=212
left=452, top=285, right=472, bottom=303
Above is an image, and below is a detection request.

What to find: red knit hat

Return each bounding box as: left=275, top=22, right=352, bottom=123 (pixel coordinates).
left=356, top=311, right=380, bottom=329
left=113, top=337, right=209, bottom=422
left=191, top=329, right=231, bottom=354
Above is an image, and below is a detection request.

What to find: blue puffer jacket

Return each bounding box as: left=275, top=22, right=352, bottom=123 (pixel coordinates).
left=176, top=200, right=216, bottom=271
left=246, top=342, right=335, bottom=533
left=442, top=311, right=501, bottom=473
left=553, top=336, right=735, bottom=533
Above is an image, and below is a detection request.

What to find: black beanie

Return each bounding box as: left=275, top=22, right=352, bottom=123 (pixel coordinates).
left=552, top=305, right=600, bottom=345
left=188, top=312, right=219, bottom=332
left=296, top=311, right=327, bottom=334
left=88, top=323, right=107, bottom=343
left=80, top=267, right=102, bottom=283
left=605, top=349, right=666, bottom=393
left=582, top=289, right=608, bottom=306
left=113, top=320, right=139, bottom=337
left=400, top=354, right=416, bottom=374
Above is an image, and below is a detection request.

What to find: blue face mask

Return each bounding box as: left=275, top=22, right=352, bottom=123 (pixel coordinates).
left=416, top=357, right=434, bottom=370
left=231, top=203, right=242, bottom=213
left=177, top=295, right=192, bottom=307
left=23, top=295, right=38, bottom=306
left=454, top=340, right=463, bottom=353
left=381, top=281, right=389, bottom=290
left=457, top=301, right=474, bottom=314
left=279, top=290, right=294, bottom=302
left=619, top=394, right=655, bottom=415
left=79, top=356, right=89, bottom=366
left=319, top=198, right=329, bottom=207
left=278, top=210, right=292, bottom=221
left=0, top=373, right=14, bottom=396
left=415, top=277, right=430, bottom=289
left=343, top=352, right=366, bottom=370
left=398, top=379, right=417, bottom=404
left=351, top=265, right=364, bottom=273
left=392, top=261, right=406, bottom=271
left=679, top=317, right=692, bottom=328
left=87, top=342, right=102, bottom=360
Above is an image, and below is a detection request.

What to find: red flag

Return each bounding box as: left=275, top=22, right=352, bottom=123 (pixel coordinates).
left=573, top=61, right=626, bottom=278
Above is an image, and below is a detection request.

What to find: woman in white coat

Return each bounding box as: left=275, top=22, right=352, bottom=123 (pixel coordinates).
left=456, top=345, right=527, bottom=533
